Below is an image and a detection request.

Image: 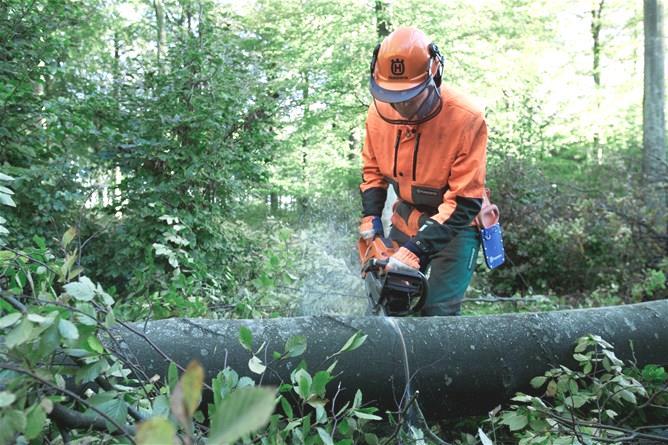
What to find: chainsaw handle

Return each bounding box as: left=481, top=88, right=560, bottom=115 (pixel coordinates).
left=361, top=258, right=389, bottom=274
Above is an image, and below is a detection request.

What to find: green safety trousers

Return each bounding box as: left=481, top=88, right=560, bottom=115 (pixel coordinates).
left=390, top=226, right=480, bottom=316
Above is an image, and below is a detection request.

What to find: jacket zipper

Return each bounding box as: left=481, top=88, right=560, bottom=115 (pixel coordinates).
left=412, top=132, right=421, bottom=181
left=392, top=129, right=402, bottom=178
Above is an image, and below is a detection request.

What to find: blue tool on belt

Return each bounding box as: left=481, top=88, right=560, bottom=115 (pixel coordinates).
left=476, top=189, right=505, bottom=270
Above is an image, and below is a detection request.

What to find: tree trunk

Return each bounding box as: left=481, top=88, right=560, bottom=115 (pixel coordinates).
left=270, top=192, right=278, bottom=214
left=643, top=0, right=667, bottom=246
left=298, top=71, right=309, bottom=215
left=113, top=31, right=120, bottom=100
left=115, top=301, right=668, bottom=420
left=153, top=0, right=166, bottom=71
left=591, top=0, right=605, bottom=162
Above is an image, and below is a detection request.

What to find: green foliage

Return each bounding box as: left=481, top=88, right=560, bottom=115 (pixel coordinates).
left=481, top=150, right=666, bottom=298
left=484, top=335, right=668, bottom=444
left=0, top=227, right=382, bottom=444
left=0, top=0, right=665, bottom=443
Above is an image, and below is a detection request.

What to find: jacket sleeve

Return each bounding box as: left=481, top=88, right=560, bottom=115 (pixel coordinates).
left=359, top=120, right=388, bottom=217
left=412, top=116, right=487, bottom=256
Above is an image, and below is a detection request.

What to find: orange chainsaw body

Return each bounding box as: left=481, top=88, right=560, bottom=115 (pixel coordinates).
left=357, top=236, right=399, bottom=277
left=357, top=236, right=428, bottom=316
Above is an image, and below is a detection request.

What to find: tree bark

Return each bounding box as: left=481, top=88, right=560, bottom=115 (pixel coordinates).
left=116, top=301, right=668, bottom=420
left=643, top=0, right=667, bottom=246
left=591, top=0, right=604, bottom=88
left=298, top=71, right=309, bottom=215
left=591, top=0, right=605, bottom=162
left=153, top=0, right=166, bottom=71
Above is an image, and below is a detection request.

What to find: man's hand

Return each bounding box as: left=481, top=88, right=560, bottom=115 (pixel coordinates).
left=359, top=216, right=384, bottom=240
left=387, top=246, right=420, bottom=272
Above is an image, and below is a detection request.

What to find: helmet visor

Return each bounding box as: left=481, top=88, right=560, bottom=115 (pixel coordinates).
left=373, top=80, right=442, bottom=125
left=369, top=75, right=430, bottom=104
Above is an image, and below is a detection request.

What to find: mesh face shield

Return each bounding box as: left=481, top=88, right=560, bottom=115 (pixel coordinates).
left=372, top=79, right=442, bottom=125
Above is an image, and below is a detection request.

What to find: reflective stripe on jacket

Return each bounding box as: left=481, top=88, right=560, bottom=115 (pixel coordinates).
left=359, top=86, right=487, bottom=256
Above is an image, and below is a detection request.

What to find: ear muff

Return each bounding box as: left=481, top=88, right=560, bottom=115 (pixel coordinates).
left=369, top=43, right=381, bottom=76
left=428, top=43, right=444, bottom=87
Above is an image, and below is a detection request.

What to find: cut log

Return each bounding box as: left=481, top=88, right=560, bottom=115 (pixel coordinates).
left=116, top=301, right=668, bottom=419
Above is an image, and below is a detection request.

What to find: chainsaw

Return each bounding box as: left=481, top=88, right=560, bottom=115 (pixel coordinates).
left=358, top=236, right=429, bottom=316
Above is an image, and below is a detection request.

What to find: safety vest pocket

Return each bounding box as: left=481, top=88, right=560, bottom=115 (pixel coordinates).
left=411, top=184, right=446, bottom=208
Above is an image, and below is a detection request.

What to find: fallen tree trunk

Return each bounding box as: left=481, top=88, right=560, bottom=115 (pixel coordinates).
left=116, top=301, right=668, bottom=419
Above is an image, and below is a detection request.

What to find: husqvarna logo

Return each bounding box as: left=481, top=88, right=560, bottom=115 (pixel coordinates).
left=390, top=59, right=405, bottom=75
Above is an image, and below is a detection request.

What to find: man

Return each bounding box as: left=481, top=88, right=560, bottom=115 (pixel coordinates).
left=358, top=26, right=487, bottom=316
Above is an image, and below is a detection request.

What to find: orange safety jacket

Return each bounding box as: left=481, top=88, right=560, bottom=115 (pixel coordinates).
left=360, top=85, right=487, bottom=256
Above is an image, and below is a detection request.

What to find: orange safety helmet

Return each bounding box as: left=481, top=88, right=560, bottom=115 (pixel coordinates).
left=369, top=27, right=444, bottom=104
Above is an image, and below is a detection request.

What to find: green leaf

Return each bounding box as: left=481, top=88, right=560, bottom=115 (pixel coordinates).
left=25, top=404, right=46, bottom=440
left=478, top=428, right=494, bottom=445
left=62, top=227, right=77, bottom=248
left=60, top=253, right=76, bottom=281
left=6, top=409, right=26, bottom=432
left=564, top=394, right=589, bottom=409
left=136, top=417, right=176, bottom=445
left=353, top=410, right=382, bottom=420
left=239, top=326, right=253, bottom=351
left=501, top=412, right=528, bottom=431
left=280, top=396, right=293, bottom=418
left=171, top=361, right=204, bottom=422
left=642, top=364, right=668, bottom=382
left=36, top=323, right=60, bottom=358
left=152, top=395, right=171, bottom=418
left=0, top=185, right=13, bottom=195
left=27, top=313, right=48, bottom=324
left=169, top=362, right=203, bottom=430
left=352, top=389, right=362, bottom=410
left=546, top=380, right=557, bottom=397
left=167, top=362, right=178, bottom=390
left=317, top=427, right=335, bottom=445
left=248, top=356, right=266, bottom=375
left=285, top=335, right=307, bottom=358
left=87, top=335, right=105, bottom=354
left=511, top=394, right=533, bottom=403
left=58, top=318, right=79, bottom=340
left=104, top=310, right=116, bottom=328
left=605, top=409, right=618, bottom=419
left=209, top=387, right=276, bottom=444
left=292, top=369, right=312, bottom=399
left=583, top=361, right=593, bottom=374
left=336, top=331, right=367, bottom=355
left=0, top=192, right=16, bottom=207
left=619, top=389, right=637, bottom=405
left=96, top=283, right=114, bottom=306
left=95, top=398, right=128, bottom=432
left=75, top=303, right=98, bottom=326
left=0, top=312, right=22, bottom=328
left=364, top=433, right=380, bottom=445
left=530, top=376, right=546, bottom=388
left=573, top=340, right=588, bottom=353
left=311, top=371, right=331, bottom=397
left=5, top=318, right=33, bottom=348
left=64, top=276, right=95, bottom=301
left=0, top=391, right=16, bottom=408
left=0, top=173, right=15, bottom=181
left=76, top=358, right=109, bottom=384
